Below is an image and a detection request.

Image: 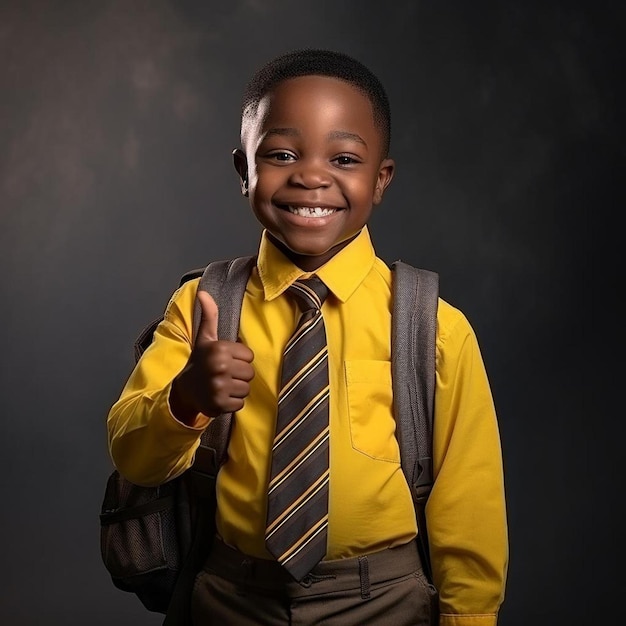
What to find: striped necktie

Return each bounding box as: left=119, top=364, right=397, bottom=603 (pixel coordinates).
left=265, top=276, right=330, bottom=581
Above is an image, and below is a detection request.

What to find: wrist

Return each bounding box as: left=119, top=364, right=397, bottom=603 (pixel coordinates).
left=169, top=375, right=201, bottom=426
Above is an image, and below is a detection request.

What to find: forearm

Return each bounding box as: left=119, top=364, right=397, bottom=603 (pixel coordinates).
left=107, top=378, right=208, bottom=486
left=107, top=281, right=210, bottom=485
left=430, top=465, right=508, bottom=626
left=428, top=409, right=508, bottom=619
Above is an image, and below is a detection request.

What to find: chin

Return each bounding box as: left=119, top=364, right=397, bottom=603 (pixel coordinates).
left=284, top=241, right=336, bottom=257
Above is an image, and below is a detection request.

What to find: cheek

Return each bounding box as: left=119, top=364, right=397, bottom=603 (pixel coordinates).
left=345, top=177, right=377, bottom=204
left=253, top=168, right=282, bottom=197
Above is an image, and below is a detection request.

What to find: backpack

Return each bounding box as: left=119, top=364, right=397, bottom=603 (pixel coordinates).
left=100, top=255, right=439, bottom=624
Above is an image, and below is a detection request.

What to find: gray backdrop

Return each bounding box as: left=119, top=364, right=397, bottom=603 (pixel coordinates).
left=0, top=1, right=611, bottom=624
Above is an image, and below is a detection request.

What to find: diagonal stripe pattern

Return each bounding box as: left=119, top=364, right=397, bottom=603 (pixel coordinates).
left=265, top=275, right=330, bottom=581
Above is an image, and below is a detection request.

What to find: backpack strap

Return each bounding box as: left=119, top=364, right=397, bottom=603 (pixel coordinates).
left=190, top=255, right=258, bottom=486
left=164, top=255, right=256, bottom=626
left=391, top=260, right=439, bottom=583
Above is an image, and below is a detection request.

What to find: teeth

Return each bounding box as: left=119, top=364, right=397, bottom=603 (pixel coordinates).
left=288, top=206, right=337, bottom=217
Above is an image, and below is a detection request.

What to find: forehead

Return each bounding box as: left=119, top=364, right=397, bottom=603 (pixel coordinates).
left=244, top=75, right=380, bottom=144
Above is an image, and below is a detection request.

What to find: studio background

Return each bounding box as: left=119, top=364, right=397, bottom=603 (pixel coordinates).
left=0, top=1, right=609, bottom=624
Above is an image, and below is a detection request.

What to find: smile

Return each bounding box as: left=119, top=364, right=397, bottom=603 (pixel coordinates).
left=285, top=206, right=339, bottom=217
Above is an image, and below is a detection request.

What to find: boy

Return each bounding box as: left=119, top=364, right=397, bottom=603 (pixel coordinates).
left=107, top=49, right=508, bottom=625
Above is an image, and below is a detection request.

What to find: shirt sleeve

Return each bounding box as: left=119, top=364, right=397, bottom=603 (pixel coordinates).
left=106, top=279, right=211, bottom=487
left=427, top=302, right=509, bottom=626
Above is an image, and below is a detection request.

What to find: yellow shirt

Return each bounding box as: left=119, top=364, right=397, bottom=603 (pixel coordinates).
left=108, top=227, right=508, bottom=626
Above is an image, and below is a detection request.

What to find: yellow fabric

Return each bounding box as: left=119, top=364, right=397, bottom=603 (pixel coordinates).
left=440, top=615, right=499, bottom=626
left=107, top=226, right=508, bottom=622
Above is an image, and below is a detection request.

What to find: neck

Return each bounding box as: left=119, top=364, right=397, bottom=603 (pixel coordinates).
left=267, top=232, right=360, bottom=272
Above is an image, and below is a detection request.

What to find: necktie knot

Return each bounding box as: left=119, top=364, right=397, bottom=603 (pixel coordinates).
left=288, top=276, right=329, bottom=312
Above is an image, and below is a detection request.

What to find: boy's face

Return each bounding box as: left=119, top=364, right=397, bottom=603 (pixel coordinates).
left=234, top=75, right=395, bottom=271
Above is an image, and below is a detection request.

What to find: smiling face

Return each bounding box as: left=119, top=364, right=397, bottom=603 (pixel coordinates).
left=234, top=75, right=395, bottom=271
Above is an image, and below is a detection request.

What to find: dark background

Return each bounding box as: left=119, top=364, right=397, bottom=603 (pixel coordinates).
left=0, top=1, right=613, bottom=624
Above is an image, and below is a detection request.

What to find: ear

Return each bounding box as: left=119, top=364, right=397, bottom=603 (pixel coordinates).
left=373, top=158, right=395, bottom=205
left=232, top=148, right=249, bottom=197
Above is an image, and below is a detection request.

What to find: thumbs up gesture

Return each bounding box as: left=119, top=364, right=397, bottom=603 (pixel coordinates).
left=170, top=290, right=255, bottom=425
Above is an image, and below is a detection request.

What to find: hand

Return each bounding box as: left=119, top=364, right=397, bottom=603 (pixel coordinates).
left=170, top=290, right=255, bottom=424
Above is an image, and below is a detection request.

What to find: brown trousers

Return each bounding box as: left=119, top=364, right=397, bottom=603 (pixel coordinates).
left=191, top=537, right=438, bottom=625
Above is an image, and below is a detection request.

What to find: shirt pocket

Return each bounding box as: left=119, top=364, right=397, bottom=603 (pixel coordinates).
left=344, top=360, right=400, bottom=463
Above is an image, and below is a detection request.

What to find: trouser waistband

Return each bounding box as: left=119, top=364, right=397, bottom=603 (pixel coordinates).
left=203, top=537, right=422, bottom=595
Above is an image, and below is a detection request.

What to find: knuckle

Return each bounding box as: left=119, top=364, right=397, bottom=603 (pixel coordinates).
left=229, top=398, right=245, bottom=412
left=211, top=377, right=227, bottom=393
left=211, top=360, right=228, bottom=374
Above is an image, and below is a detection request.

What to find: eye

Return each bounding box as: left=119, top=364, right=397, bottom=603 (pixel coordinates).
left=268, top=151, right=296, bottom=162
left=333, top=154, right=360, bottom=167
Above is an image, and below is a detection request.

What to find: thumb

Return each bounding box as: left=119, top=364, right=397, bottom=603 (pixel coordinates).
left=196, top=290, right=219, bottom=342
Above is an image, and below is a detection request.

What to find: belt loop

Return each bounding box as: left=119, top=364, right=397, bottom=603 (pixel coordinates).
left=358, top=556, right=370, bottom=600
left=237, top=557, right=254, bottom=596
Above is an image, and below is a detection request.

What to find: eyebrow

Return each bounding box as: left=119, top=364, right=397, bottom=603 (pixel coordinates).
left=264, top=127, right=367, bottom=146
left=265, top=127, right=299, bottom=138
left=327, top=130, right=366, bottom=146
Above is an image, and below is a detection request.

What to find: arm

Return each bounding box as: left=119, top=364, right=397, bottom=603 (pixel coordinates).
left=107, top=280, right=208, bottom=486
left=428, top=302, right=509, bottom=626
left=106, top=281, right=254, bottom=487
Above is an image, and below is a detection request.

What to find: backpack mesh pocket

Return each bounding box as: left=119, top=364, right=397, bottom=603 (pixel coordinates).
left=100, top=470, right=188, bottom=613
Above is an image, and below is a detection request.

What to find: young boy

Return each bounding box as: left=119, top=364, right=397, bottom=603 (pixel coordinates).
left=107, top=49, right=508, bottom=625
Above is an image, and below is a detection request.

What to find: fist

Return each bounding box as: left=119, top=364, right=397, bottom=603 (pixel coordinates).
left=170, top=290, right=254, bottom=423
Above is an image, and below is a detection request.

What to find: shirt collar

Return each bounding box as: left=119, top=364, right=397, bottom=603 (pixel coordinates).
left=257, top=227, right=376, bottom=303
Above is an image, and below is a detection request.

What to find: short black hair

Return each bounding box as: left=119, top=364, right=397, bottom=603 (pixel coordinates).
left=241, top=48, right=391, bottom=157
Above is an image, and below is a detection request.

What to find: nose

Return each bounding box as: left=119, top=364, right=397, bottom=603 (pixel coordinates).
left=288, top=158, right=332, bottom=189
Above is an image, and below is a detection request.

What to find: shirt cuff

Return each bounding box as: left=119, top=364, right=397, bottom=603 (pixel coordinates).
left=163, top=379, right=211, bottom=431
left=440, top=614, right=498, bottom=626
